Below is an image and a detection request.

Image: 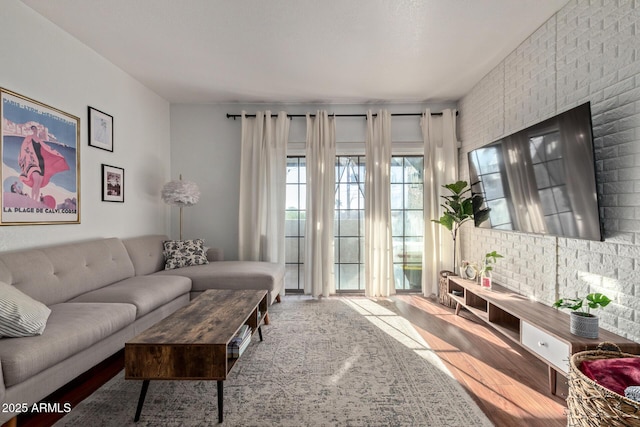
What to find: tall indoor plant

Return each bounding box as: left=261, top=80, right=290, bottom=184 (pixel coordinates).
left=432, top=180, right=490, bottom=272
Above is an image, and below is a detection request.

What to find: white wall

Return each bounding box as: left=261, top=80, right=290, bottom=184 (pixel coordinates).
left=0, top=0, right=171, bottom=251
left=458, top=0, right=640, bottom=341
left=170, top=102, right=455, bottom=260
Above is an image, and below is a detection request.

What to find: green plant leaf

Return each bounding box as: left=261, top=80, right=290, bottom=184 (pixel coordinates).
left=586, top=293, right=611, bottom=309
left=461, top=198, right=474, bottom=216
left=444, top=180, right=469, bottom=195
left=432, top=214, right=454, bottom=231
left=448, top=200, right=462, bottom=215
left=553, top=298, right=583, bottom=311
left=484, top=251, right=503, bottom=264
left=554, top=293, right=611, bottom=313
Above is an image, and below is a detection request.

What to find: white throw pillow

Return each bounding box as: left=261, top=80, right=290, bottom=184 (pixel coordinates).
left=0, top=281, right=51, bottom=338
left=163, top=239, right=209, bottom=270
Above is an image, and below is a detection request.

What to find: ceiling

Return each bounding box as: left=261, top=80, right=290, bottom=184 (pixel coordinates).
left=21, top=0, right=568, bottom=104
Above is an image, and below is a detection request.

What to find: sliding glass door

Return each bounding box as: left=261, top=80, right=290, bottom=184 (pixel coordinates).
left=285, top=156, right=306, bottom=292
left=334, top=156, right=366, bottom=291
left=285, top=155, right=424, bottom=293
left=391, top=156, right=424, bottom=290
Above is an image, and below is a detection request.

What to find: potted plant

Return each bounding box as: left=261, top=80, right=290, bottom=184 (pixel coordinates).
left=553, top=293, right=612, bottom=338
left=478, top=251, right=502, bottom=288
left=432, top=180, right=490, bottom=273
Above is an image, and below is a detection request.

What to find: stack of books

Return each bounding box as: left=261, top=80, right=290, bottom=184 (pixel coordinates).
left=228, top=324, right=251, bottom=358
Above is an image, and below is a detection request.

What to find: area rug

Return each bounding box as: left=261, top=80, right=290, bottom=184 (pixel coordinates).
left=54, top=297, right=493, bottom=426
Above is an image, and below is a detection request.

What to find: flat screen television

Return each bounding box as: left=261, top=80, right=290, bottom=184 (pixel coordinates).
left=467, top=102, right=602, bottom=241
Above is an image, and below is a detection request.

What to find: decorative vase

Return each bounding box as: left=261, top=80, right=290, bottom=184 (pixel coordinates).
left=570, top=311, right=599, bottom=339
left=480, top=269, right=491, bottom=289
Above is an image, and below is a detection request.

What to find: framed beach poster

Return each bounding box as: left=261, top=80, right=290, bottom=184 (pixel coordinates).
left=0, top=88, right=80, bottom=225
left=88, top=106, right=113, bottom=151
left=101, top=164, right=124, bottom=203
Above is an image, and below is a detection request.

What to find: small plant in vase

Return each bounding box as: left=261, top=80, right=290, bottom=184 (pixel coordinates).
left=478, top=251, right=502, bottom=288
left=553, top=293, right=611, bottom=339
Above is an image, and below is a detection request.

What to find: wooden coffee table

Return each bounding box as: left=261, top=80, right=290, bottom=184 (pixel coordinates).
left=124, top=289, right=268, bottom=423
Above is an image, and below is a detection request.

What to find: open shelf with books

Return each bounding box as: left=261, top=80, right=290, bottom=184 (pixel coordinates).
left=227, top=292, right=268, bottom=366
left=228, top=324, right=252, bottom=359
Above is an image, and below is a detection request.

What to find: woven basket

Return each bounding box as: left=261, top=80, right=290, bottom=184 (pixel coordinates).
left=567, top=343, right=640, bottom=427
left=438, top=270, right=457, bottom=309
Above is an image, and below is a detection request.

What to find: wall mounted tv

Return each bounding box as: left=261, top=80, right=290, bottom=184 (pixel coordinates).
left=468, top=102, right=602, bottom=241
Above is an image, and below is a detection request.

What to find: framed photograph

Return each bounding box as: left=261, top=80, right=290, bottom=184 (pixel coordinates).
left=101, top=164, right=124, bottom=203
left=88, top=106, right=113, bottom=152
left=460, top=261, right=478, bottom=280
left=1, top=88, right=80, bottom=225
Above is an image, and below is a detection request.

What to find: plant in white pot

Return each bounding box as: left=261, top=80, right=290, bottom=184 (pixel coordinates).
left=553, top=293, right=611, bottom=339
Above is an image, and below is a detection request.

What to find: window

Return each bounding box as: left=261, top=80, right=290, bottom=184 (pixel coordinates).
left=391, top=156, right=424, bottom=291
left=284, top=155, right=424, bottom=293
left=285, top=157, right=306, bottom=292
left=334, top=156, right=365, bottom=291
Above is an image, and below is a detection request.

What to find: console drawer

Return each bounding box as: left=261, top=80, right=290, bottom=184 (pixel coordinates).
left=521, top=321, right=570, bottom=374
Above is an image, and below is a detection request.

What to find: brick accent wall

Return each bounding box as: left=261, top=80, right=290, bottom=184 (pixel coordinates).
left=458, top=0, right=640, bottom=341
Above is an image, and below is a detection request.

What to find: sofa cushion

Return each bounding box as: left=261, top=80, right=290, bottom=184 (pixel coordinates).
left=163, top=239, right=209, bottom=270
left=0, top=281, right=51, bottom=338
left=0, top=238, right=135, bottom=306
left=69, top=275, right=191, bottom=318
left=0, top=302, right=136, bottom=387
left=153, top=261, right=284, bottom=294
left=122, top=235, right=225, bottom=276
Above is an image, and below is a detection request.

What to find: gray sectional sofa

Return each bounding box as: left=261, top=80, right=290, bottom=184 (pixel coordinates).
left=0, top=234, right=284, bottom=425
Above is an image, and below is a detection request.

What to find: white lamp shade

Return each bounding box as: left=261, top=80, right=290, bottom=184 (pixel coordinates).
left=161, top=180, right=200, bottom=207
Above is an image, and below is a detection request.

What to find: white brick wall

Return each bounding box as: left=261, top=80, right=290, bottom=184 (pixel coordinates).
left=458, top=0, right=640, bottom=341
left=504, top=16, right=557, bottom=131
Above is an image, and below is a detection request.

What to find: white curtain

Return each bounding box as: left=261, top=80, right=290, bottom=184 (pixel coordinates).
left=238, top=111, right=289, bottom=267
left=422, top=109, right=459, bottom=297
left=365, top=110, right=394, bottom=297
left=304, top=111, right=336, bottom=297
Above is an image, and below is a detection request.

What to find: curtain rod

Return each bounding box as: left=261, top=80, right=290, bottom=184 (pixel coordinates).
left=226, top=111, right=458, bottom=120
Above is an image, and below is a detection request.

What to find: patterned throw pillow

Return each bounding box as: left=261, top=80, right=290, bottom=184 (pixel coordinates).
left=0, top=281, right=51, bottom=338
left=163, top=239, right=209, bottom=270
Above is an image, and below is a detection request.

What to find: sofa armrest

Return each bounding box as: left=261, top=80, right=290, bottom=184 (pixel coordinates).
left=206, top=248, right=224, bottom=262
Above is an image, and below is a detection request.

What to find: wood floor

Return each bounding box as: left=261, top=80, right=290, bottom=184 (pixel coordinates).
left=7, top=294, right=567, bottom=427
left=392, top=294, right=568, bottom=427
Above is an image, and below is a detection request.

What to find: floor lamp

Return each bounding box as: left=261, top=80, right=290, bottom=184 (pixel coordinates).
left=161, top=175, right=200, bottom=240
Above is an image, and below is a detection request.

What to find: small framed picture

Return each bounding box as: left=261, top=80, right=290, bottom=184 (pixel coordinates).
left=101, top=164, right=124, bottom=203
left=88, top=106, right=113, bottom=152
